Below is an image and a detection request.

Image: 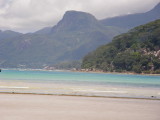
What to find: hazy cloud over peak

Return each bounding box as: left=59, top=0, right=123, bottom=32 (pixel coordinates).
left=0, top=0, right=159, bottom=33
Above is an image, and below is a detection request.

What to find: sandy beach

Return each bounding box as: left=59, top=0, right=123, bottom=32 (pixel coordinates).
left=0, top=94, right=160, bottom=120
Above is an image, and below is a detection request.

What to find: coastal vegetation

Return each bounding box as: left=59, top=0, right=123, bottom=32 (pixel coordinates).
left=82, top=19, right=160, bottom=74
left=53, top=60, right=81, bottom=70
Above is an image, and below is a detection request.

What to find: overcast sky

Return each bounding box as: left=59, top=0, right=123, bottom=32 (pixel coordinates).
left=0, top=0, right=159, bottom=33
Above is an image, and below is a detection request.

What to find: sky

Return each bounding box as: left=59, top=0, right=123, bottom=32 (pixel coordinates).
left=0, top=0, right=159, bottom=33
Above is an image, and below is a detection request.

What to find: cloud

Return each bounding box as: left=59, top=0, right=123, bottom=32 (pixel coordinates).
left=0, top=0, right=159, bottom=33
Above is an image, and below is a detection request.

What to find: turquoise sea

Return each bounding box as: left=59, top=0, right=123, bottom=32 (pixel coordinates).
left=0, top=69, right=160, bottom=99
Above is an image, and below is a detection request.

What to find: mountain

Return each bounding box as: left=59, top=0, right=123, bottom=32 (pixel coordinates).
left=51, top=11, right=102, bottom=32
left=34, top=27, right=52, bottom=34
left=49, top=11, right=125, bottom=61
left=0, top=30, right=23, bottom=39
left=100, top=3, right=160, bottom=29
left=0, top=11, right=124, bottom=68
left=82, top=19, right=160, bottom=74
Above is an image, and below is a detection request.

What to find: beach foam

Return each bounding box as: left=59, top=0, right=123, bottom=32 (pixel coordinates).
left=74, top=89, right=128, bottom=93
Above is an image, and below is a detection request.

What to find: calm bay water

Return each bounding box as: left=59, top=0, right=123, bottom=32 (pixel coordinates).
left=0, top=69, right=160, bottom=99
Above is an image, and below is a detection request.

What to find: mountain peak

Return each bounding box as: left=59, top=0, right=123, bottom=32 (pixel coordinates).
left=51, top=10, right=100, bottom=32
left=62, top=10, right=96, bottom=24
left=64, top=10, right=88, bottom=15
left=63, top=10, right=94, bottom=18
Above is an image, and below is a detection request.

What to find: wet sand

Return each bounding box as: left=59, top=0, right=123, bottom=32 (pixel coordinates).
left=0, top=94, right=160, bottom=120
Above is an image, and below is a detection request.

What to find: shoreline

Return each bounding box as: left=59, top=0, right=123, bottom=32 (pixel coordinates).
left=72, top=69, right=160, bottom=76
left=2, top=68, right=160, bottom=76
left=1, top=69, right=160, bottom=100
left=1, top=92, right=160, bottom=101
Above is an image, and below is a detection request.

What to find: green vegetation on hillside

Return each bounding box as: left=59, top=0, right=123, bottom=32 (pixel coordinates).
left=82, top=19, right=160, bottom=74
left=54, top=60, right=82, bottom=70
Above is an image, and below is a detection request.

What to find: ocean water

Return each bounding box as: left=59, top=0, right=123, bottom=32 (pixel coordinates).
left=0, top=69, right=160, bottom=99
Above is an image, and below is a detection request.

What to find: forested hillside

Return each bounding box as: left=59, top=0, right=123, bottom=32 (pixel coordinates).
left=82, top=19, right=160, bottom=74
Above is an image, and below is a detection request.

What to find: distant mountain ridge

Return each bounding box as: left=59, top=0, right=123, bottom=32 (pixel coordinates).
left=0, top=10, right=124, bottom=68
left=100, top=3, right=160, bottom=28
left=34, top=27, right=52, bottom=34
left=0, top=30, right=23, bottom=39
